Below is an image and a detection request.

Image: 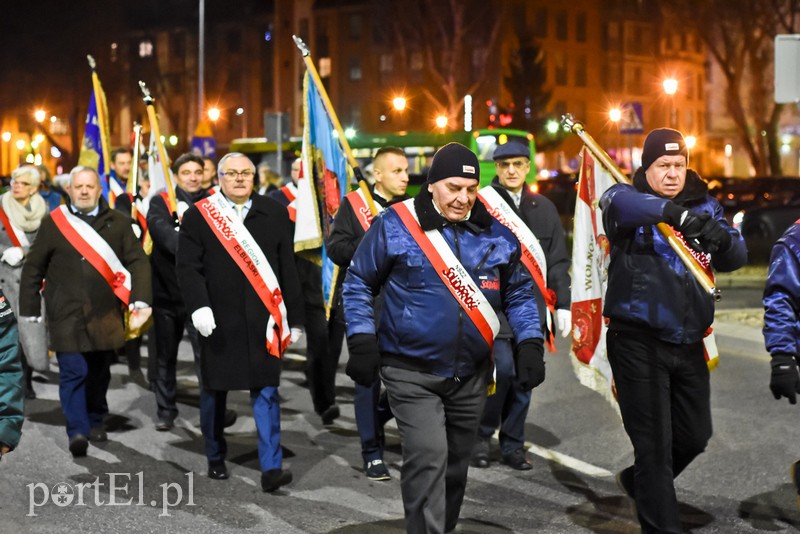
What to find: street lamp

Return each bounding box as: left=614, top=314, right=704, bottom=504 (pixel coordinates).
left=684, top=135, right=697, bottom=150
left=235, top=107, right=246, bottom=138
left=207, top=107, right=220, bottom=123
left=34, top=109, right=46, bottom=123
left=435, top=115, right=448, bottom=130
left=392, top=97, right=407, bottom=112
left=663, top=78, right=678, bottom=129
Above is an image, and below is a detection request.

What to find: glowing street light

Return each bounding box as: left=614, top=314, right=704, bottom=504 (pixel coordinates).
left=662, top=78, right=678, bottom=96
left=34, top=109, right=46, bottom=123
left=684, top=135, right=697, bottom=149
left=1, top=132, right=10, bottom=143
left=609, top=108, right=622, bottom=123
left=392, top=97, right=407, bottom=112
left=663, top=78, right=678, bottom=128
left=33, top=133, right=45, bottom=144
left=435, top=115, right=448, bottom=129
left=15, top=140, right=26, bottom=151
left=546, top=120, right=560, bottom=134
left=207, top=107, right=221, bottom=122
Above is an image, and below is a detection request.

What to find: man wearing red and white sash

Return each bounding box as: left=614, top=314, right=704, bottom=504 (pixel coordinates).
left=19, top=166, right=151, bottom=458
left=472, top=141, right=571, bottom=472
left=600, top=128, right=746, bottom=533
left=343, top=143, right=542, bottom=534
left=177, top=152, right=304, bottom=492
left=326, top=146, right=409, bottom=481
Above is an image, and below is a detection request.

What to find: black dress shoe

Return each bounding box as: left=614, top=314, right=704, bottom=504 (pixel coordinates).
left=69, top=435, right=88, bottom=458
left=470, top=438, right=490, bottom=468
left=155, top=419, right=174, bottom=432
left=502, top=448, right=532, bottom=471
left=616, top=465, right=635, bottom=499
left=24, top=388, right=36, bottom=400
left=208, top=462, right=229, bottom=480
left=223, top=409, right=237, bottom=428
left=261, top=468, right=292, bottom=492
left=88, top=427, right=107, bottom=442
left=321, top=404, right=340, bottom=425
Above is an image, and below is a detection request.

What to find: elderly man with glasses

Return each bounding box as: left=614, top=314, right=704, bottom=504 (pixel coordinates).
left=177, top=152, right=305, bottom=492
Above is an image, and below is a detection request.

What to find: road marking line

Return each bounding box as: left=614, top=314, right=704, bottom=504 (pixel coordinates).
left=515, top=435, right=613, bottom=477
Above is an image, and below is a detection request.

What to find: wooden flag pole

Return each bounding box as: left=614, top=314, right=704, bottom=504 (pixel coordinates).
left=292, top=35, right=378, bottom=216
left=138, top=81, right=177, bottom=215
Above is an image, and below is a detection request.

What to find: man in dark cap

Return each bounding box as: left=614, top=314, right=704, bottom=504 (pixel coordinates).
left=600, top=128, right=746, bottom=533
left=343, top=142, right=543, bottom=534
left=471, top=140, right=571, bottom=471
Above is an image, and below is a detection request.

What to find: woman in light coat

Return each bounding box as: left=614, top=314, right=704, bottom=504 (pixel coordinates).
left=0, top=166, right=49, bottom=398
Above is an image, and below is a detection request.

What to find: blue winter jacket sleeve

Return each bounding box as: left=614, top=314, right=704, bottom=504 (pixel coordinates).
left=763, top=225, right=800, bottom=356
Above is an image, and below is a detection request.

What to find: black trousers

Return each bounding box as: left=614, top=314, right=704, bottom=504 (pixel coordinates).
left=305, top=301, right=335, bottom=415
left=153, top=305, right=201, bottom=423
left=607, top=329, right=712, bottom=534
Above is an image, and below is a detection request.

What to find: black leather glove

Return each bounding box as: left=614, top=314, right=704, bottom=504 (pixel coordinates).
left=696, top=217, right=732, bottom=253
left=770, top=353, right=800, bottom=405
left=514, top=338, right=545, bottom=391
left=346, top=334, right=381, bottom=386
left=662, top=202, right=709, bottom=251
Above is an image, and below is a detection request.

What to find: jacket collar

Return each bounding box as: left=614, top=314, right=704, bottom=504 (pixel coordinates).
left=369, top=183, right=410, bottom=208
left=632, top=167, right=708, bottom=206
left=412, top=185, right=493, bottom=233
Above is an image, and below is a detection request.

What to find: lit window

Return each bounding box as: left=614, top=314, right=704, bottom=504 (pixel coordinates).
left=139, top=40, right=153, bottom=58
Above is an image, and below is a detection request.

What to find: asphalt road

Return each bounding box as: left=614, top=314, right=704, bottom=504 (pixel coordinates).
left=1, top=288, right=798, bottom=533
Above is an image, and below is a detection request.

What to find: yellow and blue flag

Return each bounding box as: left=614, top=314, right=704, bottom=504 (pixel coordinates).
left=78, top=83, right=111, bottom=200
left=295, top=71, right=352, bottom=314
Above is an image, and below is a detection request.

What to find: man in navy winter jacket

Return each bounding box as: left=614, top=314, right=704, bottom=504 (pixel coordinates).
left=763, top=221, right=800, bottom=502
left=601, top=128, right=746, bottom=534
left=343, top=142, right=542, bottom=534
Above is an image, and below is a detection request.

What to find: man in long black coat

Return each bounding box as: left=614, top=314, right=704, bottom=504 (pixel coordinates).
left=177, top=152, right=305, bottom=492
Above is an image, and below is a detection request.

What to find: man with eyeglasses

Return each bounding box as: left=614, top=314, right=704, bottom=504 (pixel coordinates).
left=177, top=152, right=305, bottom=492
left=148, top=153, right=237, bottom=431
left=471, top=140, right=571, bottom=471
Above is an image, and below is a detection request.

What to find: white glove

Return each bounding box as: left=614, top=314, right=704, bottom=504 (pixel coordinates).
left=20, top=316, right=42, bottom=323
left=131, top=223, right=142, bottom=239
left=1, top=247, right=24, bottom=267
left=127, top=302, right=152, bottom=331
left=192, top=306, right=217, bottom=337
left=556, top=308, right=572, bottom=338
left=290, top=327, right=303, bottom=344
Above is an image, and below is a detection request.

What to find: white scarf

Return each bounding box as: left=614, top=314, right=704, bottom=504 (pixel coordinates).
left=1, top=192, right=47, bottom=233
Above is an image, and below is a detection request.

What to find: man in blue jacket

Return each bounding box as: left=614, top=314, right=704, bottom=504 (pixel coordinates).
left=763, top=221, right=800, bottom=504
left=343, top=142, right=543, bottom=534
left=601, top=128, right=746, bottom=533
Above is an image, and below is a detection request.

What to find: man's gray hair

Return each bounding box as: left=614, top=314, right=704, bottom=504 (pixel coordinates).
left=11, top=165, right=42, bottom=189
left=217, top=152, right=255, bottom=174
left=68, top=166, right=101, bottom=187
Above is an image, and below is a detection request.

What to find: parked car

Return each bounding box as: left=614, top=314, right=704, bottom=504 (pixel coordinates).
left=712, top=176, right=800, bottom=222
left=738, top=197, right=800, bottom=264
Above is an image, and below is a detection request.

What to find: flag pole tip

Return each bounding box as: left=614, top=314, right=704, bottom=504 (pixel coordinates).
left=292, top=35, right=310, bottom=56
left=87, top=55, right=96, bottom=69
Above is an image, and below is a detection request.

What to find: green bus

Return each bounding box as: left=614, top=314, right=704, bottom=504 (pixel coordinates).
left=230, top=127, right=536, bottom=195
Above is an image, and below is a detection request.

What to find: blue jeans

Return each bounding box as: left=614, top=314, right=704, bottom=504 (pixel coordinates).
left=56, top=351, right=112, bottom=439
left=353, top=381, right=393, bottom=462
left=200, top=386, right=282, bottom=471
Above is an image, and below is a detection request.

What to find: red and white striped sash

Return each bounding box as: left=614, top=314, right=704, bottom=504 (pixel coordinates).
left=346, top=189, right=382, bottom=232
left=478, top=187, right=557, bottom=351
left=393, top=199, right=500, bottom=350
left=280, top=184, right=297, bottom=222
left=50, top=206, right=131, bottom=305
left=0, top=206, right=29, bottom=248
left=196, top=193, right=290, bottom=358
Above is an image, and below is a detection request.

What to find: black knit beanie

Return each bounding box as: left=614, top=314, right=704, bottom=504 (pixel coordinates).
left=641, top=128, right=688, bottom=171
left=427, top=142, right=480, bottom=183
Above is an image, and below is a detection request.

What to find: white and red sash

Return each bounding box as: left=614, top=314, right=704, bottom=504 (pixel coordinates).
left=393, top=199, right=500, bottom=349
left=280, top=183, right=297, bottom=222
left=0, top=206, right=29, bottom=248
left=108, top=176, right=127, bottom=209
left=346, top=189, right=383, bottom=232
left=196, top=193, right=290, bottom=358
left=50, top=206, right=131, bottom=305
left=478, top=187, right=557, bottom=351
left=159, top=191, right=190, bottom=223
